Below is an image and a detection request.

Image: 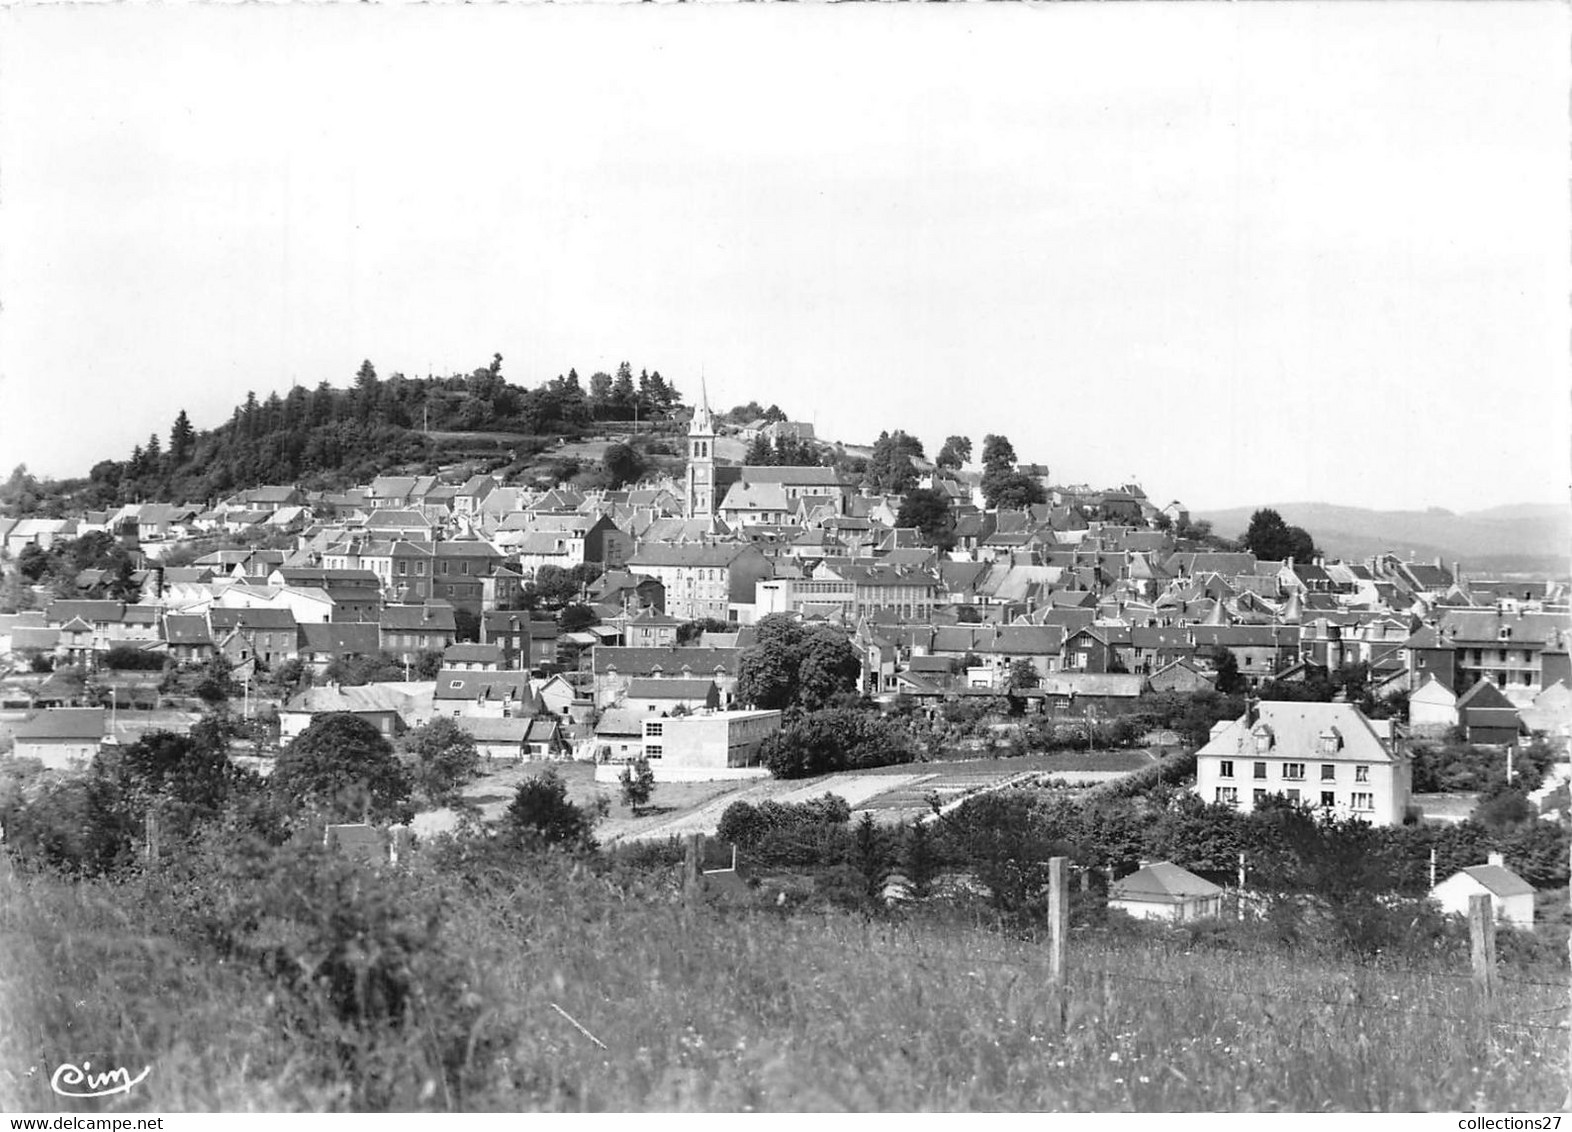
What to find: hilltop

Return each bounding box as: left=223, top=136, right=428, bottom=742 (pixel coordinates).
left=1193, top=501, right=1569, bottom=575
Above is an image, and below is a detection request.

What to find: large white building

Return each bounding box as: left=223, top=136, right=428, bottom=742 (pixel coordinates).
left=1194, top=701, right=1412, bottom=826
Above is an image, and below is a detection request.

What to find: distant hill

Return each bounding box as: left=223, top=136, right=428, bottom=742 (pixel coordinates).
left=1192, top=502, right=1570, bottom=575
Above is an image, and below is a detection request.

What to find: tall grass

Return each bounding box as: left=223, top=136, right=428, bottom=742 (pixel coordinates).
left=2, top=852, right=1566, bottom=1112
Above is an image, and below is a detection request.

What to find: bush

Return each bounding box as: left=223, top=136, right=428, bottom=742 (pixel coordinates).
left=717, top=794, right=853, bottom=867
left=102, top=645, right=166, bottom=671
left=761, top=708, right=914, bottom=778
left=502, top=767, right=597, bottom=852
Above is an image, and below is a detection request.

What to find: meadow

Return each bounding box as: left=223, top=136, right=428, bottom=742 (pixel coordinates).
left=2, top=843, right=1566, bottom=1113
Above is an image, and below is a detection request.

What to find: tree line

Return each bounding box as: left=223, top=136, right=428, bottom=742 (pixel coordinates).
left=2, top=356, right=686, bottom=515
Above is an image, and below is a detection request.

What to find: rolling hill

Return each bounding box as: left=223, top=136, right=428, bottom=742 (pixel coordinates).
left=1192, top=502, right=1570, bottom=576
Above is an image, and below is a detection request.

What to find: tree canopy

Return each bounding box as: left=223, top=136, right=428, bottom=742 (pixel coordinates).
left=895, top=487, right=955, bottom=551
left=272, top=713, right=413, bottom=824
left=979, top=434, right=1046, bottom=510
left=1240, top=508, right=1319, bottom=563
left=737, top=615, right=862, bottom=711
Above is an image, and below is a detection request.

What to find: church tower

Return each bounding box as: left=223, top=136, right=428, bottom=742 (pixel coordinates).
left=686, top=384, right=716, bottom=520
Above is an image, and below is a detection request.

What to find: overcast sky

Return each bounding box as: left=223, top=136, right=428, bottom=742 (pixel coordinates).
left=1, top=2, right=1566, bottom=514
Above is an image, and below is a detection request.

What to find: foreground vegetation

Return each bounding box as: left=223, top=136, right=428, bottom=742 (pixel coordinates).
left=3, top=842, right=1566, bottom=1113
left=4, top=705, right=1568, bottom=1112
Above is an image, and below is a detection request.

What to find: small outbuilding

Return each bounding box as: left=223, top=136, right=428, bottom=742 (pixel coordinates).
left=1431, top=852, right=1535, bottom=931
left=1109, top=860, right=1225, bottom=922
left=11, top=707, right=108, bottom=770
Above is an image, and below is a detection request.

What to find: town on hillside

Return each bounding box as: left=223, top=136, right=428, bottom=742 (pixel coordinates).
left=2, top=380, right=1570, bottom=903
left=5, top=378, right=1572, bottom=1113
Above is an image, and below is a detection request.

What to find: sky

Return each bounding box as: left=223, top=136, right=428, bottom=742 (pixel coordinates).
left=1, top=2, right=1567, bottom=515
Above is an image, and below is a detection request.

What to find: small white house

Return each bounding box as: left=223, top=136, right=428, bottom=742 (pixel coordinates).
left=10, top=708, right=108, bottom=770
left=1431, top=853, right=1536, bottom=931
left=1109, top=861, right=1225, bottom=922
left=1408, top=673, right=1459, bottom=733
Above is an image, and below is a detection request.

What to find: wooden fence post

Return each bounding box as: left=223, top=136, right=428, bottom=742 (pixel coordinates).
left=683, top=833, right=705, bottom=903
left=1048, top=856, right=1069, bottom=1029
left=1468, top=893, right=1496, bottom=999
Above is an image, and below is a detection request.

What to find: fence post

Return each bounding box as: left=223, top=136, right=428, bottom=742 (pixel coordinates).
left=683, top=832, right=705, bottom=902
left=1468, top=893, right=1496, bottom=999
left=1048, top=856, right=1069, bottom=1029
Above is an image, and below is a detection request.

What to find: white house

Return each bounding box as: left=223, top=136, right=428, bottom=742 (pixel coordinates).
left=10, top=708, right=108, bottom=770
left=1431, top=853, right=1535, bottom=931
left=1109, top=861, right=1224, bottom=922
left=1408, top=673, right=1459, bottom=734
left=1195, top=701, right=1412, bottom=826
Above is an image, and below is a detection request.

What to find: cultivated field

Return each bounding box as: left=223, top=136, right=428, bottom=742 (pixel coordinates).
left=411, top=751, right=1160, bottom=841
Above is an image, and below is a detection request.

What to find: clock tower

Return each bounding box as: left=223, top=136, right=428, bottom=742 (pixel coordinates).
left=686, top=386, right=716, bottom=520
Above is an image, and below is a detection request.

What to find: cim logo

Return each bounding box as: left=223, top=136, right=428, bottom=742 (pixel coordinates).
left=50, top=1061, right=152, bottom=1099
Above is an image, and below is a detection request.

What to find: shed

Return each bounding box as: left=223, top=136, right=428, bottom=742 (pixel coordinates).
left=1109, top=861, right=1224, bottom=922
left=1431, top=853, right=1535, bottom=930
left=11, top=707, right=107, bottom=770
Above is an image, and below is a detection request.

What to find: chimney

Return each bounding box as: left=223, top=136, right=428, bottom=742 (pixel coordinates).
left=1487, top=852, right=1505, bottom=868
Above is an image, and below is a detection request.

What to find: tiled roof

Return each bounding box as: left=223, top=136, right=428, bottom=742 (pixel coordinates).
left=14, top=707, right=107, bottom=741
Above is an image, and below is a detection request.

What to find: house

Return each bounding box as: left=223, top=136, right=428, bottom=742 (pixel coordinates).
left=433, top=670, right=536, bottom=718
left=162, top=613, right=215, bottom=666
left=1147, top=658, right=1216, bottom=695
left=296, top=622, right=382, bottom=676
left=622, top=677, right=721, bottom=715
left=279, top=688, right=418, bottom=742
left=1109, top=861, right=1225, bottom=922
left=430, top=541, right=506, bottom=614
left=1455, top=679, right=1524, bottom=746
left=592, top=646, right=744, bottom=709
left=618, top=607, right=684, bottom=649
left=1431, top=853, right=1535, bottom=930
left=463, top=716, right=568, bottom=762
left=10, top=707, right=108, bottom=769
left=1195, top=701, right=1411, bottom=826
left=1408, top=673, right=1460, bottom=735
left=625, top=544, right=773, bottom=623
left=479, top=612, right=558, bottom=670
left=379, top=604, right=458, bottom=662
left=591, top=706, right=648, bottom=763
left=208, top=607, right=299, bottom=669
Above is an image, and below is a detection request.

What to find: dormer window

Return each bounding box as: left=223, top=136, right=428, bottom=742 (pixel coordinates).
left=1317, top=728, right=1342, bottom=755
left=1252, top=725, right=1274, bottom=753
left=1498, top=627, right=1512, bottom=641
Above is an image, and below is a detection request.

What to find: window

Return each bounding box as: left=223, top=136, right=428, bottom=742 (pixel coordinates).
left=645, top=745, right=663, bottom=759
left=449, top=680, right=465, bottom=689
left=1215, top=787, right=1238, bottom=806
left=1354, top=765, right=1369, bottom=783
left=1218, top=760, right=1234, bottom=779
left=1282, top=763, right=1305, bottom=781
left=1321, top=764, right=1336, bottom=781
left=1286, top=789, right=1301, bottom=803
left=1320, top=791, right=1335, bottom=808
left=646, top=722, right=663, bottom=736
left=1351, top=792, right=1374, bottom=812
left=1253, top=789, right=1267, bottom=806
left=1253, top=762, right=1267, bottom=780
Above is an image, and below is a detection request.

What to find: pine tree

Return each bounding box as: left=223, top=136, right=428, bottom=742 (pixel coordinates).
left=169, top=409, right=195, bottom=466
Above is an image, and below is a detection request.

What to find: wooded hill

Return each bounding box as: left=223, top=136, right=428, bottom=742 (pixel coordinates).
left=3, top=358, right=686, bottom=515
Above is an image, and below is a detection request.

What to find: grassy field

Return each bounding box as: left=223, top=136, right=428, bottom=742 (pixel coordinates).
left=3, top=853, right=1567, bottom=1113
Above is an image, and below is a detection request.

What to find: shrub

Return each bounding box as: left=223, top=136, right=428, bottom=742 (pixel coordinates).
left=273, top=713, right=414, bottom=825
left=502, top=767, right=597, bottom=852
left=761, top=708, right=914, bottom=778
left=102, top=645, right=166, bottom=671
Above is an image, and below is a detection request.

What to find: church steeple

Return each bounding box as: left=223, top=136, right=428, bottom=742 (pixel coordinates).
left=686, top=381, right=715, bottom=520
